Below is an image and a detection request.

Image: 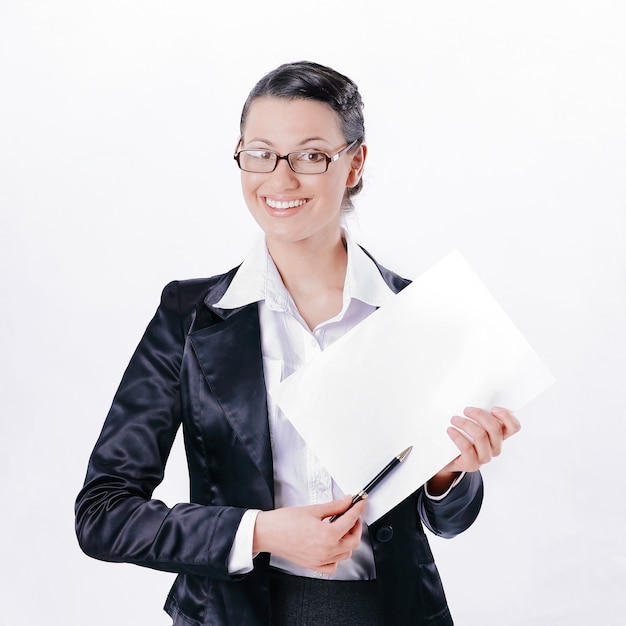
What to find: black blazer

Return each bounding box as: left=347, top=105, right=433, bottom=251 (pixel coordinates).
left=75, top=253, right=483, bottom=626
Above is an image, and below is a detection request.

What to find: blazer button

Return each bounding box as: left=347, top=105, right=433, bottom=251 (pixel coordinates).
left=375, top=526, right=393, bottom=542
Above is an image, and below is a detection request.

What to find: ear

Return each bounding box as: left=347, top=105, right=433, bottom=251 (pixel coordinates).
left=346, top=143, right=367, bottom=188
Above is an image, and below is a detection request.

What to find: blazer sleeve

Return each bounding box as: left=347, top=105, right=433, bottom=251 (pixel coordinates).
left=75, top=281, right=245, bottom=579
left=417, top=471, right=484, bottom=538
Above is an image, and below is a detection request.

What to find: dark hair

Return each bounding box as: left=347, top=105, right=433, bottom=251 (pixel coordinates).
left=239, top=61, right=365, bottom=211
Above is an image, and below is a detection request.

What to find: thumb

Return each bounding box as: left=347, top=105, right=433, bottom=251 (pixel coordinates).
left=311, top=495, right=354, bottom=520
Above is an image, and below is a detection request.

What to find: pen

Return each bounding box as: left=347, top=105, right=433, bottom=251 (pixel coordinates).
left=328, top=445, right=413, bottom=523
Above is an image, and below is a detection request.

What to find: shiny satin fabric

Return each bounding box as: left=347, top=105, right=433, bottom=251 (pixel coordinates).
left=75, top=254, right=484, bottom=625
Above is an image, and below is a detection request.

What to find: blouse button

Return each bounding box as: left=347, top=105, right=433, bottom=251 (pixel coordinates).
left=375, top=526, right=394, bottom=543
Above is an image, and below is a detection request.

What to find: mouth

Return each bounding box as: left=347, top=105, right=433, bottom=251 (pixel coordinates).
left=264, top=197, right=309, bottom=210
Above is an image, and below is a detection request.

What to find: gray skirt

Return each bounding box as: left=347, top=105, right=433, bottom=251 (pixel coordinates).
left=269, top=569, right=384, bottom=625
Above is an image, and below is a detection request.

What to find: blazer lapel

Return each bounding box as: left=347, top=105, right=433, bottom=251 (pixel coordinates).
left=183, top=249, right=409, bottom=508
left=188, top=301, right=274, bottom=503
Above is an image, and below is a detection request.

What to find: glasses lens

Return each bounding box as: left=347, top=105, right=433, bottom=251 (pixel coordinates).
left=289, top=152, right=328, bottom=174
left=238, top=150, right=277, bottom=173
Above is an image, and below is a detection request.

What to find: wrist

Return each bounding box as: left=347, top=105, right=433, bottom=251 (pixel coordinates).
left=252, top=510, right=275, bottom=555
left=427, top=471, right=461, bottom=497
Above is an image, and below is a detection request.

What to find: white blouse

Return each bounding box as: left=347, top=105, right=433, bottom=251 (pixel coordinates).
left=213, top=233, right=459, bottom=579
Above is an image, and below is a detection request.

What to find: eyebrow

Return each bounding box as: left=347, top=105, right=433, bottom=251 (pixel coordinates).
left=245, top=136, right=332, bottom=149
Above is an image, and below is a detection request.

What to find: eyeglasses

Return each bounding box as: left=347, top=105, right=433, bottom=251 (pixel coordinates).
left=234, top=139, right=359, bottom=174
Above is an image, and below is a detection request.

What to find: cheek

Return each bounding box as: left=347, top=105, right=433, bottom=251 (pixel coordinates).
left=240, top=172, right=252, bottom=191
left=240, top=174, right=260, bottom=202
left=324, top=170, right=351, bottom=199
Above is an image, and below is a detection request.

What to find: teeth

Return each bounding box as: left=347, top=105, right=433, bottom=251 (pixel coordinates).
left=265, top=198, right=307, bottom=209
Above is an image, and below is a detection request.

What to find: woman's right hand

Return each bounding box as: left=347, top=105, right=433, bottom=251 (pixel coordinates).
left=252, top=495, right=366, bottom=574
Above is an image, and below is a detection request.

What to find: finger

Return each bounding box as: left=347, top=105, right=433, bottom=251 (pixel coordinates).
left=344, top=497, right=366, bottom=524
left=312, top=495, right=355, bottom=520
left=339, top=517, right=362, bottom=549
left=342, top=514, right=362, bottom=537
left=451, top=416, right=496, bottom=461
left=490, top=406, right=521, bottom=439
left=325, top=496, right=366, bottom=525
left=316, top=563, right=338, bottom=574
left=309, top=544, right=356, bottom=572
left=461, top=408, right=506, bottom=455
left=446, top=426, right=479, bottom=472
left=329, top=549, right=354, bottom=565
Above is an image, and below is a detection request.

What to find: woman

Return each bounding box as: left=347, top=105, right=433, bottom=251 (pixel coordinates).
left=76, top=61, right=520, bottom=625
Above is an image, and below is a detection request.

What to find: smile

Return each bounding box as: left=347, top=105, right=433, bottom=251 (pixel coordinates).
left=265, top=197, right=308, bottom=210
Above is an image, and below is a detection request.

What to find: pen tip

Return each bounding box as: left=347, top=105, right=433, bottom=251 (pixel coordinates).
left=398, top=446, right=412, bottom=462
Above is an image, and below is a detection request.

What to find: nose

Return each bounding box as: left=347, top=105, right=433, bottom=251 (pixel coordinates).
left=269, top=157, right=299, bottom=188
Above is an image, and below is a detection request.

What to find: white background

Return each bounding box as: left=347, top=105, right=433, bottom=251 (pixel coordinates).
left=1, top=1, right=624, bottom=624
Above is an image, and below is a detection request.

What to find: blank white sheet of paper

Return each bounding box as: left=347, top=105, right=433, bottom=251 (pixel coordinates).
left=270, top=250, right=556, bottom=524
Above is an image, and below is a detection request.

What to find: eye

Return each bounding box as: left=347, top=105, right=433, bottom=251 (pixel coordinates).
left=294, top=151, right=326, bottom=163
left=248, top=150, right=275, bottom=161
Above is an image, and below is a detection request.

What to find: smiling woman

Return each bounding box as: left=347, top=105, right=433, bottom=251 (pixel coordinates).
left=236, top=96, right=365, bottom=253
left=238, top=61, right=366, bottom=211
left=75, top=60, right=520, bottom=626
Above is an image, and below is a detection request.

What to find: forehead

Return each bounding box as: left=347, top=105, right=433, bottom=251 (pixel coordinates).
left=242, top=97, right=344, bottom=144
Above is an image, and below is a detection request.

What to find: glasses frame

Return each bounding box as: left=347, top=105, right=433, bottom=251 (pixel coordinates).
left=234, top=139, right=359, bottom=174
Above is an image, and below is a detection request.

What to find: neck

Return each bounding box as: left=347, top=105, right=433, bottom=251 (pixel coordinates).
left=267, top=231, right=348, bottom=294
left=266, top=232, right=348, bottom=330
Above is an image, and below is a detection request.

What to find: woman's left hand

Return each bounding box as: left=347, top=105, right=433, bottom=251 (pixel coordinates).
left=427, top=406, right=521, bottom=495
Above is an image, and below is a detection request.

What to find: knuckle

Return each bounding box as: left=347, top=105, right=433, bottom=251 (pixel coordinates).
left=457, top=438, right=473, bottom=453
left=475, top=430, right=489, bottom=444
left=451, top=428, right=470, bottom=444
